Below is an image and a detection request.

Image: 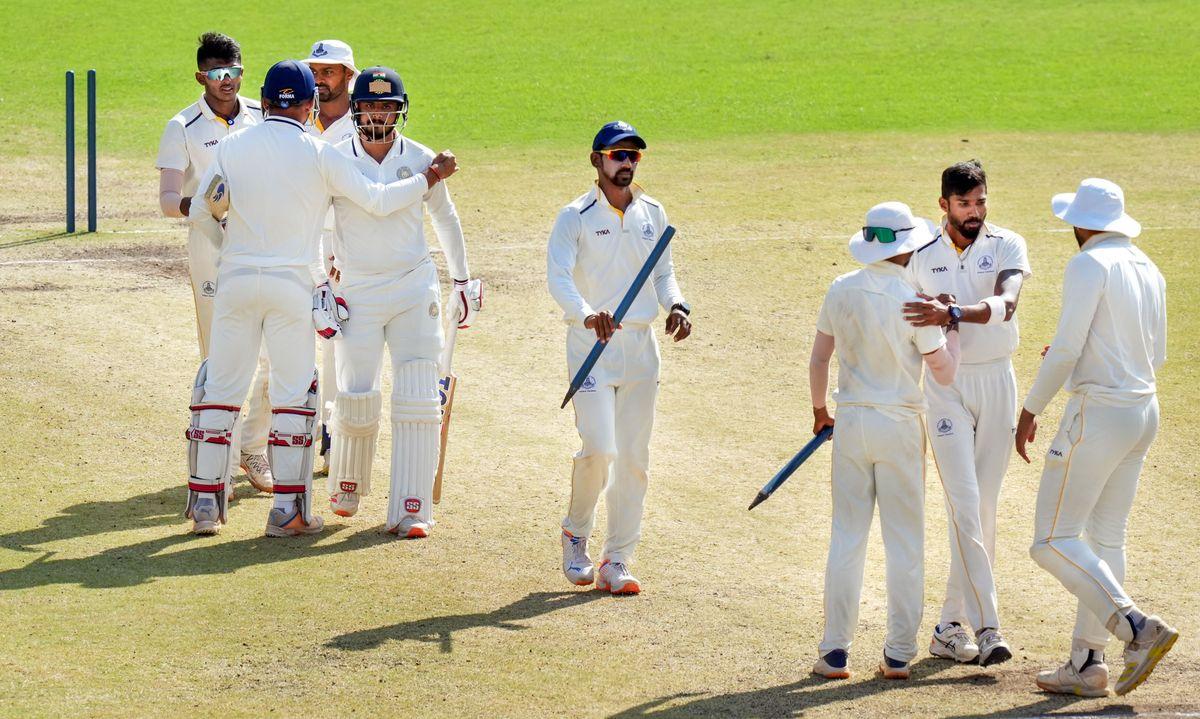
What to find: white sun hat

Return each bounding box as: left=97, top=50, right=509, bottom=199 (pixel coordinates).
left=848, top=201, right=937, bottom=264
left=300, top=39, right=359, bottom=77
left=1051, top=178, right=1141, bottom=238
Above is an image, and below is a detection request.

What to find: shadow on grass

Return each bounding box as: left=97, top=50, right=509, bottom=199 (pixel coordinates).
left=607, top=658, right=1013, bottom=718
left=0, top=231, right=78, bottom=250
left=327, top=590, right=607, bottom=653
left=0, top=523, right=387, bottom=590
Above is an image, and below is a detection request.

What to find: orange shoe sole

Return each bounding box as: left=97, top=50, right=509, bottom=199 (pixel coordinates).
left=813, top=670, right=850, bottom=680
left=332, top=508, right=356, bottom=517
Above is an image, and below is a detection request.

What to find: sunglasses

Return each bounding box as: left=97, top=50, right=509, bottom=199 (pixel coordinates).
left=202, top=66, right=244, bottom=81
left=862, top=226, right=912, bottom=244
left=598, top=149, right=642, bottom=163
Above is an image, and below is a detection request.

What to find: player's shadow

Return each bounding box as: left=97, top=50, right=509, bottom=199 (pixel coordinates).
left=327, top=590, right=607, bottom=654
left=0, top=523, right=385, bottom=591
left=0, top=481, right=264, bottom=553
left=944, top=698, right=1133, bottom=719
left=607, top=658, right=999, bottom=718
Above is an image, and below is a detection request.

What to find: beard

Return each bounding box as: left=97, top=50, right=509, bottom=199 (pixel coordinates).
left=952, top=216, right=984, bottom=240
left=607, top=169, right=634, bottom=187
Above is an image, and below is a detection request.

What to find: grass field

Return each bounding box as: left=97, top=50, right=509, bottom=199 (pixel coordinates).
left=2, top=2, right=1199, bottom=718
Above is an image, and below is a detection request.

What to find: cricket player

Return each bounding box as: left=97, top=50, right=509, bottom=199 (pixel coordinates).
left=184, top=59, right=458, bottom=538
left=300, top=39, right=359, bottom=474
left=156, top=31, right=273, bottom=492
left=809, top=202, right=961, bottom=681
left=548, top=121, right=691, bottom=595
left=1018, top=178, right=1175, bottom=697
left=325, top=66, right=481, bottom=537
left=903, top=161, right=1027, bottom=666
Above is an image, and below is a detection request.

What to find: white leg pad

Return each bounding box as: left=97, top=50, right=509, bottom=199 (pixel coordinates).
left=387, top=361, right=441, bottom=528
left=327, top=390, right=382, bottom=496
left=269, top=370, right=319, bottom=522
left=185, top=359, right=239, bottom=523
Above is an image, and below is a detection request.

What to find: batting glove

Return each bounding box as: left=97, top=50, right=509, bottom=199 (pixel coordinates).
left=312, top=281, right=350, bottom=339
left=451, top=278, right=483, bottom=329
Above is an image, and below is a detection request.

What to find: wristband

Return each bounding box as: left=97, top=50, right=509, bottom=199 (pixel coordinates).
left=983, top=296, right=1007, bottom=325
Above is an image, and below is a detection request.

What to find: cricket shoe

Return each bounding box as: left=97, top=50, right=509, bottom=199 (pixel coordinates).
left=387, top=515, right=431, bottom=539
left=265, top=507, right=324, bottom=537
left=976, top=628, right=1013, bottom=666
left=879, top=653, right=911, bottom=680
left=189, top=498, right=222, bottom=536
left=595, top=560, right=640, bottom=595
left=561, top=530, right=594, bottom=586
left=812, top=649, right=850, bottom=679
left=239, top=452, right=274, bottom=493
left=330, top=491, right=360, bottom=517
left=1115, top=615, right=1178, bottom=695
left=1036, top=659, right=1110, bottom=697
left=930, top=622, right=980, bottom=663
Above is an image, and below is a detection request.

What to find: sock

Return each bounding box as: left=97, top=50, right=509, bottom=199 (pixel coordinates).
left=1070, top=640, right=1104, bottom=670
left=197, top=492, right=217, bottom=503
left=1125, top=609, right=1147, bottom=639
left=273, top=495, right=297, bottom=512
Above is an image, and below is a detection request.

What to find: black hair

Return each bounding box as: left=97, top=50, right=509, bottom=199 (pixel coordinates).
left=197, top=32, right=241, bottom=68
left=941, top=159, right=987, bottom=199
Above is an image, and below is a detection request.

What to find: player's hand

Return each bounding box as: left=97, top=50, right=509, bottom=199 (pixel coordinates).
left=665, top=308, right=691, bottom=342
left=935, top=293, right=957, bottom=305
left=813, top=405, right=835, bottom=436
left=1041, top=344, right=1050, bottom=359
left=179, top=196, right=192, bottom=217
left=1015, top=408, right=1038, bottom=463
left=584, top=311, right=621, bottom=344
left=904, top=294, right=950, bottom=327
left=431, top=151, right=458, bottom=179
left=452, top=278, right=483, bottom=329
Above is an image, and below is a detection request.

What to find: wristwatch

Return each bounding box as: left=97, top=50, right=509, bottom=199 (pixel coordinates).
left=671, top=302, right=691, bottom=316
left=947, top=304, right=964, bottom=326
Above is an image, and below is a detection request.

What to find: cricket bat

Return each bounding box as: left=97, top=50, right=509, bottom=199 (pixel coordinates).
left=434, top=320, right=458, bottom=504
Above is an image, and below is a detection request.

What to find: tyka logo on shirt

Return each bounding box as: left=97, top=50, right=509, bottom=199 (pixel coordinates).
left=936, top=418, right=953, bottom=436
left=594, top=229, right=610, bottom=236
left=931, top=266, right=949, bottom=273
left=977, top=255, right=995, bottom=272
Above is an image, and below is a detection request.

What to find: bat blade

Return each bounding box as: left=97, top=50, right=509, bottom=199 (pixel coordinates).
left=433, top=372, right=457, bottom=504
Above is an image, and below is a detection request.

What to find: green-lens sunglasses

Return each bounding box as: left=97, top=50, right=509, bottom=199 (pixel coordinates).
left=862, top=226, right=912, bottom=244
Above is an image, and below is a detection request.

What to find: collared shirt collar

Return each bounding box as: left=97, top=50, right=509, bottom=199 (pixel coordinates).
left=349, top=133, right=406, bottom=163
left=1081, top=231, right=1132, bottom=251
left=264, top=116, right=307, bottom=131
left=593, top=181, right=645, bottom=216
left=198, top=93, right=250, bottom=126
left=313, top=109, right=351, bottom=134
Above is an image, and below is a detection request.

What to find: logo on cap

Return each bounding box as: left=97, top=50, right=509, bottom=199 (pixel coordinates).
left=369, top=77, right=392, bottom=94
left=614, top=121, right=633, bottom=132
left=278, top=88, right=295, bottom=100
left=312, top=43, right=328, bottom=57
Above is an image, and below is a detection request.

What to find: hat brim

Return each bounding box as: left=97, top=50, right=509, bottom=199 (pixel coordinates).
left=848, top=219, right=936, bottom=264
left=1052, top=192, right=1142, bottom=238
left=595, top=132, right=647, bottom=151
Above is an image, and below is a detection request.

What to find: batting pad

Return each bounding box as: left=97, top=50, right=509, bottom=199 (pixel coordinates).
left=327, top=390, right=382, bottom=496
left=185, top=360, right=239, bottom=523
left=387, top=360, right=441, bottom=527
left=269, top=370, right=319, bottom=522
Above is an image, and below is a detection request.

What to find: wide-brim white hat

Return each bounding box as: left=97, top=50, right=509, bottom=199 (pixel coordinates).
left=300, top=39, right=359, bottom=78
left=849, top=201, right=936, bottom=264
left=1052, top=177, right=1141, bottom=238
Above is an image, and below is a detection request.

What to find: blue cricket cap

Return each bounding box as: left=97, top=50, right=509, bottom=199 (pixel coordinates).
left=592, top=120, right=646, bottom=151
left=261, top=60, right=316, bottom=108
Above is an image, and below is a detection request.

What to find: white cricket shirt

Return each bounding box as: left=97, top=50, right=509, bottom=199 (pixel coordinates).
left=907, top=220, right=1031, bottom=364
left=156, top=94, right=262, bottom=196
left=1024, top=233, right=1166, bottom=415
left=331, top=134, right=468, bottom=279
left=817, top=261, right=947, bottom=415
left=193, top=116, right=430, bottom=278
left=547, top=184, right=685, bottom=327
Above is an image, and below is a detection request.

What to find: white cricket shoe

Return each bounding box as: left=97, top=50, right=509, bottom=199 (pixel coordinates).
left=387, top=515, right=431, bottom=539
left=930, top=622, right=980, bottom=663
left=330, top=491, right=360, bottom=517
left=239, top=452, right=274, bottom=493
left=1036, top=659, right=1110, bottom=697
left=812, top=649, right=850, bottom=679
left=189, top=498, right=221, bottom=536
left=265, top=507, right=324, bottom=537
left=977, top=628, right=1013, bottom=666
left=561, top=530, right=594, bottom=586
left=596, top=560, right=640, bottom=595
left=879, top=653, right=911, bottom=680
left=1115, top=615, right=1178, bottom=696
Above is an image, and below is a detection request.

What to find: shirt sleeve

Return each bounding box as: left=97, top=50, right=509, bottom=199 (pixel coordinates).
left=425, top=177, right=469, bottom=280
left=997, top=232, right=1032, bottom=277
left=650, top=209, right=685, bottom=311
left=1153, top=269, right=1167, bottom=370
left=913, top=324, right=947, bottom=355
left=155, top=118, right=189, bottom=172
left=546, top=207, right=595, bottom=325
left=815, top=287, right=835, bottom=336
left=1023, top=254, right=1106, bottom=415
left=318, top=142, right=428, bottom=215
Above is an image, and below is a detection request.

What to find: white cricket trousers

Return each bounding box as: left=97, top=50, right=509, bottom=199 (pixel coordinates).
left=925, top=358, right=1016, bottom=631
left=819, top=405, right=925, bottom=662
left=562, top=325, right=659, bottom=565
left=1029, top=393, right=1159, bottom=650
left=188, top=225, right=271, bottom=455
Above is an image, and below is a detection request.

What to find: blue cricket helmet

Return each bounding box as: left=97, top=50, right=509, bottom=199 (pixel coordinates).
left=261, top=60, right=316, bottom=108
left=350, top=66, right=409, bottom=141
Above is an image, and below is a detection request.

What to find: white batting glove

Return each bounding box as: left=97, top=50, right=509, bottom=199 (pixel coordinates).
left=450, top=278, right=483, bottom=329
left=312, top=281, right=350, bottom=339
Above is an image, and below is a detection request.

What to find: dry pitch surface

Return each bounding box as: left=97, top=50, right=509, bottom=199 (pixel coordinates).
left=1, top=133, right=1198, bottom=718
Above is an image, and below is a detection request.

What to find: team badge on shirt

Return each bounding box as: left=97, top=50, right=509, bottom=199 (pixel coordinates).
left=201, top=281, right=216, bottom=297
left=398, top=166, right=413, bottom=180
left=581, top=375, right=597, bottom=392
left=936, top=418, right=954, bottom=436
left=977, top=255, right=995, bottom=272
left=641, top=221, right=655, bottom=241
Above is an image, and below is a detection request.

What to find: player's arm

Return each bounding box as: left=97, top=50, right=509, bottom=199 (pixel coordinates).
left=923, top=325, right=960, bottom=386
left=547, top=208, right=598, bottom=325
left=155, top=118, right=190, bottom=217
left=809, top=330, right=835, bottom=434
left=1153, top=270, right=1167, bottom=371
left=425, top=169, right=482, bottom=329
left=649, top=210, right=690, bottom=342
left=903, top=269, right=1026, bottom=326
left=319, top=142, right=445, bottom=215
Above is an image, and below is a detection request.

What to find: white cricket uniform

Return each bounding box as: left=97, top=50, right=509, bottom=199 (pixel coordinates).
left=189, top=116, right=433, bottom=499
left=547, top=184, right=685, bottom=565
left=329, top=134, right=469, bottom=525
left=1026, top=232, right=1166, bottom=650
left=907, top=220, right=1031, bottom=631
left=156, top=94, right=272, bottom=455
left=815, top=261, right=946, bottom=662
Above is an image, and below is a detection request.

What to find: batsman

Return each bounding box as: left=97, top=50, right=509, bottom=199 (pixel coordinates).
left=547, top=121, right=691, bottom=595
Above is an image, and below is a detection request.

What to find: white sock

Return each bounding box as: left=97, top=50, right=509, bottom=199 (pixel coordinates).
left=198, top=492, right=218, bottom=502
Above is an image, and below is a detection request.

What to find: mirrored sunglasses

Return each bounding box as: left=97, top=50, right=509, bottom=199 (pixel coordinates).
left=203, top=66, right=244, bottom=81
left=598, top=149, right=642, bottom=163
left=862, top=226, right=912, bottom=244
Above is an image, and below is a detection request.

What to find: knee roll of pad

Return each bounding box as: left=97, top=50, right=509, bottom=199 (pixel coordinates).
left=269, top=370, right=319, bottom=522
left=328, top=390, right=382, bottom=496
left=185, top=359, right=239, bottom=523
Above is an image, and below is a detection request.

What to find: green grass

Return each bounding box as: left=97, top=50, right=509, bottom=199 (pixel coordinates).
left=6, top=0, right=1198, bottom=158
